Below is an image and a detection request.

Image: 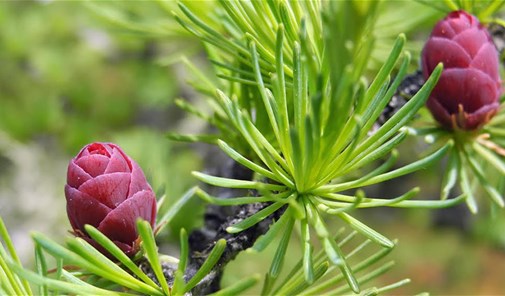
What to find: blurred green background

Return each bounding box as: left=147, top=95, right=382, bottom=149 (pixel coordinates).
left=0, top=1, right=504, bottom=294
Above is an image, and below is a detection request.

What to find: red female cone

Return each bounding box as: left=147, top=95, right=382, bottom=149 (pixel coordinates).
left=65, top=142, right=157, bottom=256
left=422, top=10, right=502, bottom=130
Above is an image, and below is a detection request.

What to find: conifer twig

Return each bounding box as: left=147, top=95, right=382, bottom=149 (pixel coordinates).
left=187, top=152, right=283, bottom=294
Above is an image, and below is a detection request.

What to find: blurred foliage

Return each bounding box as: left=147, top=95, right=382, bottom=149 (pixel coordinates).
left=374, top=1, right=443, bottom=71
left=0, top=1, right=178, bottom=152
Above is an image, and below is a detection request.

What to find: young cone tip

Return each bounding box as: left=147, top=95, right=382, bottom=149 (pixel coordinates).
left=421, top=10, right=502, bottom=131
left=64, top=142, right=157, bottom=257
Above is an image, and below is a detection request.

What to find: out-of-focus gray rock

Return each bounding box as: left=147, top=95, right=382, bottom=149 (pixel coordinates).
left=0, top=133, right=68, bottom=265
